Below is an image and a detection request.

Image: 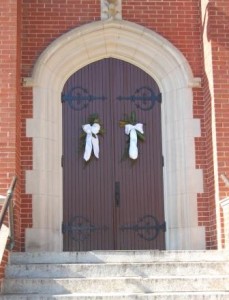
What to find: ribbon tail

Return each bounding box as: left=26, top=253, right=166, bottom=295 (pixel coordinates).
left=83, top=134, right=93, bottom=161
left=129, top=129, right=138, bottom=160
left=92, top=135, right=99, bottom=159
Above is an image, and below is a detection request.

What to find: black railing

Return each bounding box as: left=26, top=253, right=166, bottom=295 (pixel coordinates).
left=0, top=176, right=17, bottom=250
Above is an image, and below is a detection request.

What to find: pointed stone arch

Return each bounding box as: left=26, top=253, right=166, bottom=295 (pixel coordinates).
left=25, top=20, right=205, bottom=251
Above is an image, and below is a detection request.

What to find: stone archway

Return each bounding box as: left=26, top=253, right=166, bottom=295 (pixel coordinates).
left=25, top=20, right=205, bottom=251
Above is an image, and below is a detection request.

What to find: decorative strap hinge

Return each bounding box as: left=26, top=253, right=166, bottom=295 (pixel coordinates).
left=120, top=215, right=166, bottom=241
left=158, top=92, right=162, bottom=103
left=62, top=216, right=108, bottom=242
left=117, top=87, right=161, bottom=111
left=62, top=222, right=66, bottom=234
left=61, top=86, right=106, bottom=111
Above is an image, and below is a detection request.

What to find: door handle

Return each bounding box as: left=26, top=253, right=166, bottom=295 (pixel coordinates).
left=115, top=181, right=120, bottom=207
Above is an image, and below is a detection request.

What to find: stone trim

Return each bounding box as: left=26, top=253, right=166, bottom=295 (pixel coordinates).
left=101, top=0, right=122, bottom=20
left=25, top=20, right=205, bottom=251
left=220, top=198, right=229, bottom=208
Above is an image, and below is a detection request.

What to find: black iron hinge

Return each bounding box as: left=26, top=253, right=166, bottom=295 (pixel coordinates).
left=62, top=222, right=68, bottom=234
left=158, top=93, right=162, bottom=103
left=162, top=155, right=164, bottom=167
left=61, top=155, right=64, bottom=167
left=120, top=215, right=166, bottom=241
left=61, top=93, right=64, bottom=103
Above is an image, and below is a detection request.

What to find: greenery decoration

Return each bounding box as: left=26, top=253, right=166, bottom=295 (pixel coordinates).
left=119, top=111, right=145, bottom=160
left=80, top=113, right=104, bottom=161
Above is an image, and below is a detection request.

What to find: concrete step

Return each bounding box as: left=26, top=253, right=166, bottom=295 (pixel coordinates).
left=1, top=292, right=229, bottom=300
left=2, top=251, right=229, bottom=299
left=8, top=250, right=229, bottom=264
left=2, top=276, right=229, bottom=294
left=5, top=261, right=229, bottom=278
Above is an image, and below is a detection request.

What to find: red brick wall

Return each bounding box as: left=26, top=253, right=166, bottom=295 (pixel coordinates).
left=197, top=0, right=229, bottom=249
left=201, top=69, right=216, bottom=248
left=198, top=0, right=216, bottom=248
left=20, top=87, right=32, bottom=249
left=21, top=0, right=203, bottom=81
left=15, top=0, right=22, bottom=252
left=3, top=0, right=229, bottom=285
left=210, top=1, right=229, bottom=197
left=20, top=0, right=207, bottom=248
left=0, top=0, right=21, bottom=282
left=210, top=0, right=229, bottom=247
left=121, top=1, right=215, bottom=247
left=0, top=0, right=224, bottom=256
left=122, top=0, right=203, bottom=76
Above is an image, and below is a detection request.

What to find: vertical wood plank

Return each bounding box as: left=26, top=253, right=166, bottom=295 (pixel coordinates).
left=62, top=58, right=165, bottom=251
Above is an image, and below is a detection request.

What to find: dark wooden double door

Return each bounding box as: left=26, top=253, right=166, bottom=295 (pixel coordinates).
left=62, top=58, right=165, bottom=251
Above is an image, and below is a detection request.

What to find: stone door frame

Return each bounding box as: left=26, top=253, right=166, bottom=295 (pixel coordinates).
left=25, top=20, right=205, bottom=251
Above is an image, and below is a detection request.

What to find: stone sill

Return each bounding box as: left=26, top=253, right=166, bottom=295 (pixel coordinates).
left=220, top=197, right=229, bottom=209
left=0, top=195, right=5, bottom=205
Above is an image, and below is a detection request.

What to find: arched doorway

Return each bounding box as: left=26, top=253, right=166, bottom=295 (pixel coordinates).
left=25, top=20, right=205, bottom=251
left=62, top=58, right=165, bottom=250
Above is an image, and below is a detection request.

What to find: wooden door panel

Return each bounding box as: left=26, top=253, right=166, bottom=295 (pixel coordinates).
left=62, top=61, right=115, bottom=251
left=62, top=58, right=165, bottom=251
left=110, top=59, right=165, bottom=249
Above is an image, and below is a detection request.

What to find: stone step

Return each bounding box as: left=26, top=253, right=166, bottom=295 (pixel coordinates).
left=9, top=250, right=229, bottom=265
left=2, top=251, right=229, bottom=298
left=5, top=261, right=229, bottom=278
left=1, top=292, right=229, bottom=300
left=2, top=276, right=229, bottom=294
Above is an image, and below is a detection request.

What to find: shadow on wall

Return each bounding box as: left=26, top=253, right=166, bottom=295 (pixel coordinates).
left=201, top=1, right=229, bottom=248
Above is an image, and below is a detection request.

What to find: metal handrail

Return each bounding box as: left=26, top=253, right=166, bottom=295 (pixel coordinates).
left=0, top=176, right=17, bottom=250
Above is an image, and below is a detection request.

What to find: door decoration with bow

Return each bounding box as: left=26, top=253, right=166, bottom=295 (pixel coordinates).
left=119, top=111, right=145, bottom=160
left=81, top=113, right=104, bottom=162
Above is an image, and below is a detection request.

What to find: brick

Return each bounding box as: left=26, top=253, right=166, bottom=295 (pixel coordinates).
left=1, top=0, right=229, bottom=281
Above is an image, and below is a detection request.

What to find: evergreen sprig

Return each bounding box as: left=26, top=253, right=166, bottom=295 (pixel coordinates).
left=80, top=113, right=104, bottom=161
left=119, top=111, right=145, bottom=160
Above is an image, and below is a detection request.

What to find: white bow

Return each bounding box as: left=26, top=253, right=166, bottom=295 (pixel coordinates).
left=82, top=123, right=101, bottom=161
left=125, top=123, right=144, bottom=160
